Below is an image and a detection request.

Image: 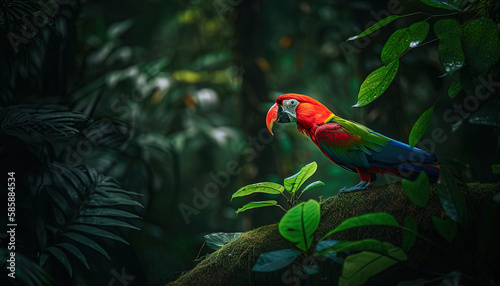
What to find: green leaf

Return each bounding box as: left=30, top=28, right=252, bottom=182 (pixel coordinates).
left=381, top=21, right=429, bottom=65
left=62, top=232, right=111, bottom=260
left=432, top=216, right=457, bottom=242
left=448, top=74, right=461, bottom=99
left=67, top=224, right=130, bottom=245
left=434, top=19, right=464, bottom=75
left=419, top=0, right=461, bottom=11
left=402, top=172, right=430, bottom=207
left=339, top=246, right=407, bottom=286
left=355, top=60, right=399, bottom=107
left=252, top=249, right=301, bottom=272
left=279, top=200, right=320, bottom=251
left=231, top=182, right=284, bottom=199
left=409, top=106, right=434, bottom=148
left=321, top=212, right=399, bottom=241
left=235, top=200, right=278, bottom=214
left=302, top=180, right=325, bottom=193
left=436, top=171, right=467, bottom=225
left=462, top=17, right=500, bottom=73
left=75, top=217, right=140, bottom=230
left=317, top=239, right=393, bottom=256
left=46, top=247, right=73, bottom=277
left=57, top=243, right=90, bottom=269
left=79, top=208, right=141, bottom=219
left=492, top=165, right=500, bottom=174
left=284, top=162, right=317, bottom=194
left=204, top=232, right=243, bottom=250
left=402, top=217, right=417, bottom=252
left=87, top=195, right=144, bottom=208
left=347, top=15, right=400, bottom=41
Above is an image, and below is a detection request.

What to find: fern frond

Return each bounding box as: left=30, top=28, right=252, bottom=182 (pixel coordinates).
left=40, top=164, right=142, bottom=277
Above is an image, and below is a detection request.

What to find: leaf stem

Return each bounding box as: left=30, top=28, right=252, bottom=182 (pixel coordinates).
left=276, top=204, right=287, bottom=212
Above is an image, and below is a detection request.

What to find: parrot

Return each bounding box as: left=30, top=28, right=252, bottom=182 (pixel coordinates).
left=266, top=93, right=439, bottom=195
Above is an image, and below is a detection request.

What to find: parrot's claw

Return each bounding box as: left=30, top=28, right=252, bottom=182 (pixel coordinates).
left=338, top=181, right=371, bottom=196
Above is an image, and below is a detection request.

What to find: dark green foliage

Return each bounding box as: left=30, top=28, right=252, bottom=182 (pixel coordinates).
left=402, top=172, right=430, bottom=207
left=0, top=105, right=142, bottom=284
left=435, top=19, right=465, bottom=76
left=437, top=171, right=467, bottom=225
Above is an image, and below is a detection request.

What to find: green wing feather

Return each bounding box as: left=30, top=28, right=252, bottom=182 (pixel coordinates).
left=329, top=116, right=391, bottom=155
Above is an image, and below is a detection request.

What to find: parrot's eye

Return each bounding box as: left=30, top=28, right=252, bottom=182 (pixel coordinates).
left=289, top=99, right=298, bottom=106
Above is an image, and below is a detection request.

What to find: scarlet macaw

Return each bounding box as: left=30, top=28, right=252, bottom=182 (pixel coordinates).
left=266, top=93, right=439, bottom=195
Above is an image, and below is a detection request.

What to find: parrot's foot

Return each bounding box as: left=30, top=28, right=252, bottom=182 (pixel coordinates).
left=338, top=181, right=371, bottom=196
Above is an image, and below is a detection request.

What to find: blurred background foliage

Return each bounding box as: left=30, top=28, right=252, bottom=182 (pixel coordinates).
left=0, top=0, right=499, bottom=285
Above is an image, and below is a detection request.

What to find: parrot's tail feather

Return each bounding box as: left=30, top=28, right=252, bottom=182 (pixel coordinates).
left=396, top=162, right=440, bottom=182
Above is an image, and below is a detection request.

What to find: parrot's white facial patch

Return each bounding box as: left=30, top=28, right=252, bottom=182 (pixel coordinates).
left=281, top=99, right=299, bottom=119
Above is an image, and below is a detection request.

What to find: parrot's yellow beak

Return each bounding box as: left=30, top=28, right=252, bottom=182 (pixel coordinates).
left=266, top=103, right=278, bottom=135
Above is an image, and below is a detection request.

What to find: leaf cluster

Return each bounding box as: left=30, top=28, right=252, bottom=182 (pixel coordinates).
left=231, top=162, right=324, bottom=213
left=348, top=0, right=500, bottom=147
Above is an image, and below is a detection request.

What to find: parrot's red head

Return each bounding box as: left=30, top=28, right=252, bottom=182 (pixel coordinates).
left=266, top=93, right=335, bottom=136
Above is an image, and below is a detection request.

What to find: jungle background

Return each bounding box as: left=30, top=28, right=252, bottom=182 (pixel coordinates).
left=0, top=0, right=499, bottom=285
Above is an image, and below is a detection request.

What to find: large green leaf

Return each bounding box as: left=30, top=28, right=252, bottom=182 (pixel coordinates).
left=432, top=216, right=457, bottom=242
left=322, top=213, right=399, bottom=241
left=236, top=200, right=278, bottom=214
left=436, top=171, right=467, bottom=225
left=355, top=60, right=399, bottom=107
left=434, top=19, right=464, bottom=75
left=204, top=232, right=243, bottom=250
left=419, top=0, right=461, bottom=11
left=279, top=200, right=320, bottom=251
left=231, top=182, right=284, bottom=199
left=462, top=17, right=500, bottom=73
left=409, top=106, right=434, bottom=148
left=62, top=232, right=111, bottom=260
left=339, top=246, right=408, bottom=286
left=67, top=224, right=130, bottom=245
left=57, top=243, right=90, bottom=270
left=402, top=217, right=417, bottom=252
left=317, top=239, right=393, bottom=256
left=75, top=217, right=140, bottom=230
left=381, top=21, right=429, bottom=65
left=252, top=249, right=301, bottom=272
left=402, top=172, right=430, bottom=207
left=284, top=162, right=317, bottom=194
left=46, top=247, right=73, bottom=277
left=347, top=15, right=400, bottom=41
